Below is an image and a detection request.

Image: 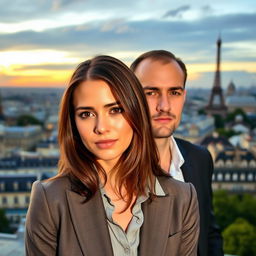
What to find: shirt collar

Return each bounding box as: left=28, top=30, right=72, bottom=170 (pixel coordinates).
left=100, top=177, right=166, bottom=200
left=154, top=177, right=166, bottom=196
left=170, top=136, right=185, bottom=171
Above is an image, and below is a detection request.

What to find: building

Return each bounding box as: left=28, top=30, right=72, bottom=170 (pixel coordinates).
left=212, top=147, right=256, bottom=194
left=36, top=136, right=59, bottom=157
left=0, top=155, right=58, bottom=175
left=0, top=172, right=52, bottom=227
left=1, top=125, right=43, bottom=156
left=0, top=174, right=36, bottom=226
left=0, top=124, right=4, bottom=158
left=225, top=95, right=256, bottom=114
left=200, top=132, right=234, bottom=161
left=174, top=114, right=215, bottom=143
left=226, top=80, right=236, bottom=96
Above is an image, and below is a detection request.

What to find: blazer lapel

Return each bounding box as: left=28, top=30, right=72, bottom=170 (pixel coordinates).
left=66, top=189, right=113, bottom=256
left=139, top=187, right=174, bottom=256
left=175, top=138, right=194, bottom=183
left=175, top=138, right=200, bottom=189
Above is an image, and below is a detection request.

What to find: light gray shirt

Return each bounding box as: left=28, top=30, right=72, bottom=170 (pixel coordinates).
left=100, top=178, right=166, bottom=256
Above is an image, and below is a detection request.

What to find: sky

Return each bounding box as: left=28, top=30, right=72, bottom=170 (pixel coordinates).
left=0, top=0, right=256, bottom=89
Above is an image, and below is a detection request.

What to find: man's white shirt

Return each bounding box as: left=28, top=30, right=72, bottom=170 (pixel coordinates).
left=169, top=136, right=185, bottom=182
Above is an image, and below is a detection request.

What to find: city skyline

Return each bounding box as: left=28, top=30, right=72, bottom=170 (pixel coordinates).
left=0, top=0, right=255, bottom=88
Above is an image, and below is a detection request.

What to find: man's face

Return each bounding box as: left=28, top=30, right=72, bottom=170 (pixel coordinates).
left=134, top=59, right=186, bottom=138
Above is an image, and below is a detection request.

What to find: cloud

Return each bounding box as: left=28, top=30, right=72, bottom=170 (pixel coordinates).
left=51, top=0, right=85, bottom=11
left=100, top=19, right=134, bottom=34
left=0, top=12, right=255, bottom=65
left=201, top=5, right=213, bottom=13
left=163, top=5, right=191, bottom=18
left=13, top=64, right=76, bottom=71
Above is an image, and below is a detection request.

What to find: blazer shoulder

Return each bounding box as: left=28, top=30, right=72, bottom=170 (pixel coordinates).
left=158, top=176, right=196, bottom=198
left=175, top=137, right=211, bottom=157
left=32, top=175, right=71, bottom=200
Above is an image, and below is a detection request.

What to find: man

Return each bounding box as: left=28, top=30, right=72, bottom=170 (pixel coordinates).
left=131, top=50, right=223, bottom=256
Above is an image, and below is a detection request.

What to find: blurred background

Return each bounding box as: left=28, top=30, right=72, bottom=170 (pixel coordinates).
left=0, top=0, right=256, bottom=255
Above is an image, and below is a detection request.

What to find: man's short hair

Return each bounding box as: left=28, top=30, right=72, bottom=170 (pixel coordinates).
left=130, top=50, right=187, bottom=87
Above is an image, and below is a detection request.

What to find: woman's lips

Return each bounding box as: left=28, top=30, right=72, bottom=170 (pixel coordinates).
left=95, top=139, right=118, bottom=149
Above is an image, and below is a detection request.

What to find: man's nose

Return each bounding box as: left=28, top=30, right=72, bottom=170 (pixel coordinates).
left=156, top=94, right=171, bottom=112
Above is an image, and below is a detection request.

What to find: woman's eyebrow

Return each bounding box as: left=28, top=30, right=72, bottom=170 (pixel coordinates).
left=75, top=101, right=120, bottom=111
left=104, top=101, right=120, bottom=108
left=75, top=106, right=93, bottom=111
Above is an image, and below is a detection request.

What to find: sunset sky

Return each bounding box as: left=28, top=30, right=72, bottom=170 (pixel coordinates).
left=0, top=0, right=255, bottom=88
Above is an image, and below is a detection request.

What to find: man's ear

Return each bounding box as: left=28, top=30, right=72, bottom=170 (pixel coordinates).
left=183, top=89, right=187, bottom=102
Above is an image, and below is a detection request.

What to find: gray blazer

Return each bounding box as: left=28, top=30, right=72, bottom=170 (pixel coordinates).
left=25, top=176, right=199, bottom=256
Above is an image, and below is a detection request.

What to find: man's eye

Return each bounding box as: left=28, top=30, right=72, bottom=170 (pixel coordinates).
left=170, top=91, right=182, bottom=96
left=145, top=91, right=157, bottom=96
left=110, top=107, right=124, bottom=114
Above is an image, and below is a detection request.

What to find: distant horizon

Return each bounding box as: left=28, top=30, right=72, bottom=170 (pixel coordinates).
left=0, top=84, right=255, bottom=91
left=0, top=1, right=255, bottom=88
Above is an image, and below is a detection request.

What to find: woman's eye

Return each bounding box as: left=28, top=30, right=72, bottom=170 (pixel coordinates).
left=110, top=107, right=124, bottom=114
left=79, top=112, right=94, bottom=119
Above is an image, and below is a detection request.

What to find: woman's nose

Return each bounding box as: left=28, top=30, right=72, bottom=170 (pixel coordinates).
left=94, top=115, right=110, bottom=134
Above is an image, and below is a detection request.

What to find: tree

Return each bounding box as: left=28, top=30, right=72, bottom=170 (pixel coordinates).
left=237, top=194, right=256, bottom=226
left=225, top=108, right=254, bottom=129
left=223, top=218, right=256, bottom=256
left=213, top=190, right=256, bottom=231
left=213, top=190, right=240, bottom=231
left=198, top=108, right=206, bottom=115
left=213, top=114, right=225, bottom=129
left=215, top=128, right=240, bottom=138
left=0, top=209, right=11, bottom=233
left=16, top=114, right=43, bottom=126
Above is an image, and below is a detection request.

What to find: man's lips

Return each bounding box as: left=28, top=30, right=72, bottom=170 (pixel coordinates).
left=153, top=116, right=174, bottom=123
left=95, top=139, right=117, bottom=149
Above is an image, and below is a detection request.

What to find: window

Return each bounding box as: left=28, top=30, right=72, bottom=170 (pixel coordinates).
left=248, top=173, right=253, bottom=181
left=25, top=196, right=30, bottom=204
left=0, top=182, right=5, bottom=191
left=217, top=173, right=223, bottom=181
left=226, top=160, right=233, bottom=167
left=241, top=161, right=248, bottom=168
left=249, top=160, right=256, bottom=167
left=225, top=173, right=231, bottom=181
left=14, top=196, right=19, bottom=205
left=2, top=197, right=7, bottom=205
left=27, top=182, right=32, bottom=190
left=13, top=182, right=19, bottom=191
left=232, top=173, right=238, bottom=181
left=216, top=160, right=224, bottom=167
left=240, top=173, right=245, bottom=181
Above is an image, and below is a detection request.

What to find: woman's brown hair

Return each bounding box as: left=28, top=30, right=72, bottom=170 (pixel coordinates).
left=58, top=55, right=165, bottom=208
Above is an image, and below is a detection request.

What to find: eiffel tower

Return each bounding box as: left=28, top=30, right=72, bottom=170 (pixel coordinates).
left=205, top=37, right=228, bottom=117
left=0, top=90, right=5, bottom=123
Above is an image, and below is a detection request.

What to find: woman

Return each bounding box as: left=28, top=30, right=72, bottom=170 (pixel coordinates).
left=25, top=55, right=199, bottom=256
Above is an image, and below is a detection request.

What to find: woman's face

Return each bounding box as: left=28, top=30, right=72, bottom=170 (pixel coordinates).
left=73, top=79, right=133, bottom=171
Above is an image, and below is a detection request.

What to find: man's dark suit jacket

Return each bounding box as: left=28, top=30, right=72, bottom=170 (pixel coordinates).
left=175, top=138, right=224, bottom=256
